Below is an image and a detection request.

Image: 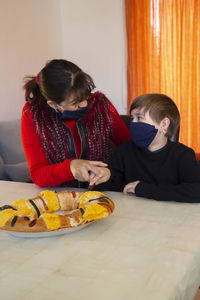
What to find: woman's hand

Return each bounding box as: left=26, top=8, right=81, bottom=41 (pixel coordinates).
left=89, top=167, right=111, bottom=186
left=70, top=159, right=108, bottom=183
left=123, top=181, right=140, bottom=195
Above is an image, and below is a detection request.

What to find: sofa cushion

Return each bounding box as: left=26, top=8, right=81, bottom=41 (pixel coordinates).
left=0, top=120, right=31, bottom=182
left=0, top=120, right=26, bottom=164
left=0, top=161, right=8, bottom=180
left=4, top=162, right=31, bottom=182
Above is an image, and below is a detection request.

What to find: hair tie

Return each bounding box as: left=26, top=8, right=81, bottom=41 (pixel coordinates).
left=35, top=73, right=40, bottom=85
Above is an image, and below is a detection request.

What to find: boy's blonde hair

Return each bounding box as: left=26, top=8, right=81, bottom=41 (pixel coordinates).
left=129, top=94, right=180, bottom=139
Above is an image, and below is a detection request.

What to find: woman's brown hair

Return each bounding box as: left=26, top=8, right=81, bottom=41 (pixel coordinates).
left=23, top=59, right=95, bottom=104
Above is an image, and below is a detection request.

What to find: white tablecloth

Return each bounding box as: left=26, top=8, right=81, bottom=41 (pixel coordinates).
left=0, top=181, right=200, bottom=300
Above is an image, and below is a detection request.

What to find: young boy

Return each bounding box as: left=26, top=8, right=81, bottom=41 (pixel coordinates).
left=92, top=93, right=200, bottom=203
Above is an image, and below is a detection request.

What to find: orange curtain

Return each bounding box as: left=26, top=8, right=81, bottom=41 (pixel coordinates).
left=126, top=0, right=200, bottom=159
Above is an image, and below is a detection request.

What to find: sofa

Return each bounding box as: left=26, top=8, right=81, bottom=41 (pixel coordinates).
left=0, top=117, right=197, bottom=183
left=0, top=120, right=31, bottom=182
left=0, top=117, right=130, bottom=183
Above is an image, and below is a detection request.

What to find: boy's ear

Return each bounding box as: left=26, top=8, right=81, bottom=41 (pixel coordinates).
left=160, top=117, right=170, bottom=133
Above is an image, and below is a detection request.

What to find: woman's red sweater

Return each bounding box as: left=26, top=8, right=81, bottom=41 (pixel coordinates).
left=21, top=95, right=131, bottom=187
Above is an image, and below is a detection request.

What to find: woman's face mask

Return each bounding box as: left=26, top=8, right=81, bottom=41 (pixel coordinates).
left=57, top=102, right=89, bottom=120
left=47, top=96, right=89, bottom=120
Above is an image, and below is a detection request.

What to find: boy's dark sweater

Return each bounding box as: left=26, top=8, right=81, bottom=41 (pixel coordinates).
left=99, top=140, right=200, bottom=203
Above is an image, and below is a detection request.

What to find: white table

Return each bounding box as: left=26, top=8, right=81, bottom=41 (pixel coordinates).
left=1, top=181, right=200, bottom=300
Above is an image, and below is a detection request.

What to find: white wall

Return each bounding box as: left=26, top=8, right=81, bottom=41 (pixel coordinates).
left=60, top=0, right=127, bottom=114
left=0, top=0, right=127, bottom=121
left=0, top=0, right=63, bottom=121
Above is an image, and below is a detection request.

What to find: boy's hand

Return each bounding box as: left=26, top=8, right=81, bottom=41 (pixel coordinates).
left=123, top=180, right=140, bottom=195
left=89, top=167, right=111, bottom=186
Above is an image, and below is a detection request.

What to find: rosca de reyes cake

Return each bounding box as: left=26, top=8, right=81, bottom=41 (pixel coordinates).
left=0, top=190, right=115, bottom=232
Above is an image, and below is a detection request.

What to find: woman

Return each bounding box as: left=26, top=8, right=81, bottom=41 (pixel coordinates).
left=22, top=59, right=131, bottom=187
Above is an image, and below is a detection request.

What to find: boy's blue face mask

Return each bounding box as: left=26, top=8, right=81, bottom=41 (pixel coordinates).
left=57, top=102, right=89, bottom=120
left=130, top=122, right=158, bottom=148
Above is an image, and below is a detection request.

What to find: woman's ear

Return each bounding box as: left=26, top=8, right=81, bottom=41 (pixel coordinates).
left=47, top=100, right=60, bottom=111
left=160, top=117, right=170, bottom=134
left=47, top=100, right=55, bottom=109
